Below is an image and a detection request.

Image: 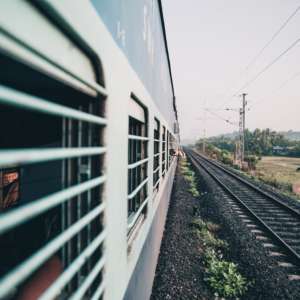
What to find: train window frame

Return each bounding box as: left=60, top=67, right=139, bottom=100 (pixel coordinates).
left=127, top=95, right=149, bottom=238
left=153, top=118, right=160, bottom=193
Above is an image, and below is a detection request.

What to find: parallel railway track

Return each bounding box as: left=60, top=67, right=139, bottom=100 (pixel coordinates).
left=186, top=149, right=300, bottom=275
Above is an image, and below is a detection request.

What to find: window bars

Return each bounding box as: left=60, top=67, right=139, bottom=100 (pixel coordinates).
left=161, top=126, right=166, bottom=177
left=127, top=101, right=149, bottom=234
left=153, top=119, right=160, bottom=192
left=168, top=132, right=174, bottom=168
left=166, top=130, right=170, bottom=170
left=0, top=76, right=106, bottom=299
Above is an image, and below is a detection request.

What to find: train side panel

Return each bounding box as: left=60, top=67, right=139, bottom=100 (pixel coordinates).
left=0, top=1, right=179, bottom=299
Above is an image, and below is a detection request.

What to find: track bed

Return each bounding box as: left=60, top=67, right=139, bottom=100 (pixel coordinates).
left=187, top=149, right=300, bottom=270
left=186, top=149, right=300, bottom=299
left=151, top=164, right=213, bottom=300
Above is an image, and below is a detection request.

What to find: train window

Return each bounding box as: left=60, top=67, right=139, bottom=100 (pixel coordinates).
left=127, top=97, right=149, bottom=236
left=0, top=41, right=106, bottom=298
left=166, top=130, right=170, bottom=170
left=169, top=133, right=176, bottom=165
left=161, top=126, right=166, bottom=177
left=168, top=132, right=172, bottom=168
left=153, top=118, right=160, bottom=193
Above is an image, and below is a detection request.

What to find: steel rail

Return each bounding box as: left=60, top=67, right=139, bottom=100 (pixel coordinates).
left=197, top=151, right=300, bottom=218
left=186, top=149, right=300, bottom=265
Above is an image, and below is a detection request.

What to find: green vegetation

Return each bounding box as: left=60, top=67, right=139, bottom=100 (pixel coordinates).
left=196, top=143, right=235, bottom=166
left=180, top=158, right=200, bottom=197
left=191, top=217, right=250, bottom=298
left=204, top=249, right=249, bottom=298
left=196, top=128, right=300, bottom=158
left=195, top=129, right=300, bottom=198
left=191, top=219, right=227, bottom=249
left=180, top=157, right=250, bottom=297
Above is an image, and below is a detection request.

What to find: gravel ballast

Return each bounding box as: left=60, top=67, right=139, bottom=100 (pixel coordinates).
left=151, top=164, right=213, bottom=300
left=190, top=155, right=300, bottom=299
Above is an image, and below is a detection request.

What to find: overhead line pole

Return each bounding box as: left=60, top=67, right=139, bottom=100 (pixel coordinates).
left=203, top=100, right=206, bottom=154
left=241, top=93, right=247, bottom=163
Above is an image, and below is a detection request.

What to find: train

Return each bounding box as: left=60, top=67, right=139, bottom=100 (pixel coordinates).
left=0, top=1, right=179, bottom=299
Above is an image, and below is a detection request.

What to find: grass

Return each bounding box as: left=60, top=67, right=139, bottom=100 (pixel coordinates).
left=256, top=156, right=300, bottom=199
left=180, top=158, right=200, bottom=197
left=256, top=156, right=300, bottom=184
left=191, top=219, right=227, bottom=249
left=191, top=217, right=250, bottom=298
left=209, top=154, right=300, bottom=201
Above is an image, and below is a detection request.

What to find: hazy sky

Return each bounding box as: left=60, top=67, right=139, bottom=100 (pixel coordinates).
left=163, top=0, right=300, bottom=141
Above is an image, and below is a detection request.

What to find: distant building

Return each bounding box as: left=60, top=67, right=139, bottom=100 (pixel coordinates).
left=272, top=146, right=295, bottom=155
left=272, top=146, right=285, bottom=154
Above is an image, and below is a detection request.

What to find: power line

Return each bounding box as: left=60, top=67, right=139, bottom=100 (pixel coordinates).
left=248, top=70, right=300, bottom=109
left=218, top=5, right=300, bottom=109
left=244, top=5, right=300, bottom=71
left=235, top=37, right=300, bottom=95
left=205, top=108, right=238, bottom=126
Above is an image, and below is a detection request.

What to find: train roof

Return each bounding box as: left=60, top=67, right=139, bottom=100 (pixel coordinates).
left=157, top=0, right=178, bottom=121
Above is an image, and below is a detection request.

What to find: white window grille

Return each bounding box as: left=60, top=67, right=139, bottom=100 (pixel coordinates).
left=167, top=130, right=170, bottom=169
left=153, top=118, right=160, bottom=192
left=127, top=97, right=149, bottom=234
left=0, top=48, right=106, bottom=299
left=161, top=126, right=166, bottom=177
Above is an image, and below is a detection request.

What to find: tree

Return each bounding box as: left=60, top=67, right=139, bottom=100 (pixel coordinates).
left=195, top=128, right=299, bottom=158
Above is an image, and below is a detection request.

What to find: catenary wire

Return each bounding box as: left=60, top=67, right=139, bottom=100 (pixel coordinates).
left=218, top=5, right=300, bottom=109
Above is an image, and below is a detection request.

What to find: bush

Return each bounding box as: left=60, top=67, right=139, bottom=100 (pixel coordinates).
left=204, top=249, right=249, bottom=298
left=233, top=164, right=241, bottom=170
left=222, top=155, right=233, bottom=166
left=188, top=185, right=200, bottom=197
left=244, top=155, right=259, bottom=170
left=192, top=217, right=250, bottom=298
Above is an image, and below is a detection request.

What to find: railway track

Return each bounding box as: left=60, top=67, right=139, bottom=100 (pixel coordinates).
left=186, top=149, right=300, bottom=278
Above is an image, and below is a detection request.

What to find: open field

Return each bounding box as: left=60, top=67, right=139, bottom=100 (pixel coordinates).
left=256, top=156, right=300, bottom=196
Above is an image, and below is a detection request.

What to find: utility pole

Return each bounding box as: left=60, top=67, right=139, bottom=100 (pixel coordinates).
left=238, top=108, right=243, bottom=165
left=203, top=100, right=206, bottom=154
left=240, top=93, right=247, bottom=163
